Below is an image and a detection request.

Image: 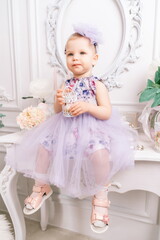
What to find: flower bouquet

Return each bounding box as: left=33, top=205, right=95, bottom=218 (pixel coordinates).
left=17, top=78, right=53, bottom=130
left=17, top=103, right=49, bottom=130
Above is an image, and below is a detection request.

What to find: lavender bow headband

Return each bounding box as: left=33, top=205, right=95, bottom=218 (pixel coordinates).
left=73, top=23, right=103, bottom=46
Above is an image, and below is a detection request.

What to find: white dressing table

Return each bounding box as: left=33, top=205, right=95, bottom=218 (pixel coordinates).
left=0, top=132, right=160, bottom=240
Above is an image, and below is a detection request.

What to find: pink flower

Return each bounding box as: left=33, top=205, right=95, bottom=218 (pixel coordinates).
left=16, top=106, right=47, bottom=130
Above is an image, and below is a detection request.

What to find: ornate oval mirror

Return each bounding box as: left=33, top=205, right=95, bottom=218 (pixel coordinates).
left=46, top=0, right=141, bottom=90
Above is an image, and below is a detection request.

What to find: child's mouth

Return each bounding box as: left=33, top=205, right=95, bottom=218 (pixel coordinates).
left=73, top=64, right=81, bottom=67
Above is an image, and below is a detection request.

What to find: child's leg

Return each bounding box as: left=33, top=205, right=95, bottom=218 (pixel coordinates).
left=90, top=149, right=110, bottom=233
left=24, top=145, right=53, bottom=214
left=35, top=144, right=51, bottom=175
left=90, top=148, right=110, bottom=184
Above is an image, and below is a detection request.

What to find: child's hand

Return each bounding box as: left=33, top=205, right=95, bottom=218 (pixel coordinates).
left=56, top=89, right=64, bottom=105
left=69, top=101, right=89, bottom=116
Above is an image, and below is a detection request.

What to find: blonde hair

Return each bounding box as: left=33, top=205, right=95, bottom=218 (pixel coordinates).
left=65, top=33, right=97, bottom=54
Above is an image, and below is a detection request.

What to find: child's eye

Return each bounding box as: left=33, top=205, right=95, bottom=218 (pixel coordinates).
left=67, top=53, right=73, bottom=56
left=80, top=51, right=86, bottom=55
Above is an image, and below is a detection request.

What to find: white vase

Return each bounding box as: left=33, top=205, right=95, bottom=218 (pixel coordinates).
left=138, top=103, right=160, bottom=143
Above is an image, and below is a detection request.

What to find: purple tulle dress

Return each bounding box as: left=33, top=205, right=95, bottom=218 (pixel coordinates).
left=5, top=76, right=135, bottom=198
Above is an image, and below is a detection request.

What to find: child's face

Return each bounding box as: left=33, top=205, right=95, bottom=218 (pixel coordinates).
left=65, top=37, right=98, bottom=78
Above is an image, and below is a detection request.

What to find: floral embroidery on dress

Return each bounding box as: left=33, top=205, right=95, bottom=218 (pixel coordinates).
left=40, top=134, right=56, bottom=151
left=65, top=76, right=97, bottom=103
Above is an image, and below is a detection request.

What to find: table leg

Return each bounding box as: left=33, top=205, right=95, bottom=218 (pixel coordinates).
left=0, top=165, right=26, bottom=240
left=40, top=199, right=49, bottom=231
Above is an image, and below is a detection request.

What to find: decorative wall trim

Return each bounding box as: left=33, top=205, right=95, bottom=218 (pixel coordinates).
left=27, top=0, right=39, bottom=80
left=46, top=0, right=66, bottom=79
left=7, top=0, right=20, bottom=108
left=110, top=192, right=159, bottom=224
left=49, top=191, right=158, bottom=224
left=46, top=0, right=142, bottom=90
left=102, top=0, right=142, bottom=90
left=0, top=165, right=14, bottom=195
left=153, top=0, right=160, bottom=60
left=1, top=0, right=23, bottom=110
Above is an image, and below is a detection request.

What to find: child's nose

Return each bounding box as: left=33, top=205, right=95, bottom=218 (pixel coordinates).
left=73, top=54, right=79, bottom=61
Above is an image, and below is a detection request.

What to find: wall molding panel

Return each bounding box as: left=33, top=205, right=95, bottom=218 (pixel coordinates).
left=1, top=0, right=19, bottom=110
left=27, top=0, right=40, bottom=80
left=153, top=0, right=160, bottom=60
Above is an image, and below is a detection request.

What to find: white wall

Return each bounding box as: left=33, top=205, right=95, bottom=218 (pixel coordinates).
left=0, top=0, right=160, bottom=240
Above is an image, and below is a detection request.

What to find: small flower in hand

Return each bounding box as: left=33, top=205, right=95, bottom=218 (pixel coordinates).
left=69, top=101, right=89, bottom=116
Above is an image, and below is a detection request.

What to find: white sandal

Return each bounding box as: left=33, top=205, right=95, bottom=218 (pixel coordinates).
left=23, top=184, right=53, bottom=215
left=90, top=182, right=121, bottom=233
left=90, top=195, right=110, bottom=233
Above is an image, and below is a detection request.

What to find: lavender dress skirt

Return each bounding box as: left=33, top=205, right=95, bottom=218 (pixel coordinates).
left=5, top=109, right=135, bottom=198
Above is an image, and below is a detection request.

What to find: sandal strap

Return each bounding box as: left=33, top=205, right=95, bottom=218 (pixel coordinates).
left=103, top=215, right=109, bottom=223
left=32, top=184, right=52, bottom=195
left=32, top=185, right=43, bottom=193
left=24, top=196, right=32, bottom=204
left=92, top=214, right=109, bottom=223
left=92, top=196, right=110, bottom=208
left=91, top=210, right=109, bottom=224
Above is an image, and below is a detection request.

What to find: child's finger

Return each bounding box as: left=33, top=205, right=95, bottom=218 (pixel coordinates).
left=58, top=98, right=65, bottom=104
left=69, top=102, right=79, bottom=111
left=56, top=89, right=63, bottom=96
left=57, top=89, right=63, bottom=93
left=56, top=89, right=63, bottom=97
left=70, top=106, right=81, bottom=115
left=56, top=94, right=63, bottom=99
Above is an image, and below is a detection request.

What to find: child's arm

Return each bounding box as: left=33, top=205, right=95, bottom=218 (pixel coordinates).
left=92, top=80, right=112, bottom=119
left=54, top=84, right=65, bottom=113
left=69, top=81, right=112, bottom=120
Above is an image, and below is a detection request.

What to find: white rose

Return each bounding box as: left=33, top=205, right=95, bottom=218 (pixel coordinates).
left=37, top=102, right=51, bottom=117
left=29, top=79, right=53, bottom=99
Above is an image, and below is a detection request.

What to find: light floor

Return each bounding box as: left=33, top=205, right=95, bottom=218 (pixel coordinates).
left=1, top=210, right=97, bottom=240
left=25, top=218, right=96, bottom=240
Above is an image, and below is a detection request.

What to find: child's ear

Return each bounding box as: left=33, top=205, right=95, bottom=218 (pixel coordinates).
left=93, top=54, right=98, bottom=65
